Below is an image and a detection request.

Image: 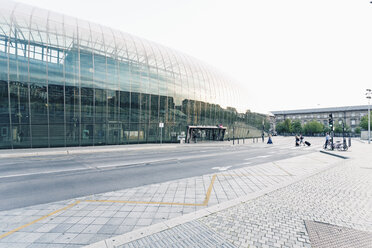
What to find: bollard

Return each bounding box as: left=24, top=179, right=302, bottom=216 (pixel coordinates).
left=348, top=137, right=351, bottom=147
left=238, top=138, right=239, bottom=144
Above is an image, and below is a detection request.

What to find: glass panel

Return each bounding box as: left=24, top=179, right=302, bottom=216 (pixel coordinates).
left=0, top=80, right=11, bottom=148
left=29, top=59, right=48, bottom=147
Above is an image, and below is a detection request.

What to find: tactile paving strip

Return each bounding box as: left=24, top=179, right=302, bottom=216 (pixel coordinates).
left=304, top=220, right=372, bottom=248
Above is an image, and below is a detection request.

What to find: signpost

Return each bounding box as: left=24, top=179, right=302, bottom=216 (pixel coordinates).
left=159, top=122, right=164, bottom=144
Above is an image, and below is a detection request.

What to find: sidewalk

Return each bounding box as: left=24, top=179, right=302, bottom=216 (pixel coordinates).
left=87, top=141, right=372, bottom=248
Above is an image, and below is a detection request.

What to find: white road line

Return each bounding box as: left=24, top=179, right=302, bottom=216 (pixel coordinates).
left=244, top=155, right=272, bottom=160
left=211, top=166, right=232, bottom=171
left=0, top=158, right=177, bottom=179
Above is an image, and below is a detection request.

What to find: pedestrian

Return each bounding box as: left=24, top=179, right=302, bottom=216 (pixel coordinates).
left=299, top=134, right=304, bottom=145
left=295, top=134, right=300, bottom=146
left=267, top=134, right=273, bottom=144
left=261, top=132, right=264, bottom=142
left=324, top=132, right=330, bottom=148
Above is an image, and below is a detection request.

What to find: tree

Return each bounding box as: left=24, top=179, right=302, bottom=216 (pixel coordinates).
left=275, top=122, right=286, bottom=134
left=334, top=124, right=343, bottom=133
left=323, top=126, right=331, bottom=134
left=275, top=119, right=292, bottom=134
left=283, top=119, right=292, bottom=133
left=303, top=120, right=324, bottom=135
left=360, top=112, right=371, bottom=130
left=355, top=127, right=361, bottom=134
left=292, top=120, right=302, bottom=134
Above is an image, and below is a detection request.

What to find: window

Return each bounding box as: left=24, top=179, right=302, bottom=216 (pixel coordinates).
left=351, top=120, right=356, bottom=125
left=1, top=127, right=8, bottom=137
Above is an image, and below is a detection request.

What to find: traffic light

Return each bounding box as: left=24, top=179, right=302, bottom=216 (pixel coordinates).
left=328, top=114, right=333, bottom=128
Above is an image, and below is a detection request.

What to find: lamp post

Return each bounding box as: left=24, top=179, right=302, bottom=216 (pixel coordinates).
left=366, top=89, right=371, bottom=144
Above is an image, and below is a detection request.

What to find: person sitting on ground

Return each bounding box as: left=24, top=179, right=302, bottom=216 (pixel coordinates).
left=267, top=134, right=273, bottom=144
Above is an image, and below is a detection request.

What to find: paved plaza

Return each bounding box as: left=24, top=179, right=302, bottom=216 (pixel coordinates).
left=91, top=140, right=372, bottom=248
left=0, top=139, right=371, bottom=247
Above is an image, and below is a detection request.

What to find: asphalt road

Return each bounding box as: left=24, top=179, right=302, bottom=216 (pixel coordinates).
left=0, top=137, right=324, bottom=211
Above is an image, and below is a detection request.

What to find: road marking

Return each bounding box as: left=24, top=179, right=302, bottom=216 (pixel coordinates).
left=0, top=168, right=89, bottom=179
left=0, top=159, right=179, bottom=179
left=244, top=155, right=271, bottom=160
left=211, top=166, right=232, bottom=171
left=0, top=170, right=291, bottom=240
left=0, top=175, right=218, bottom=240
left=85, top=200, right=204, bottom=207
left=203, top=175, right=217, bottom=205
left=243, top=162, right=252, bottom=165
left=272, top=162, right=293, bottom=176
left=0, top=200, right=80, bottom=240
left=220, top=173, right=292, bottom=177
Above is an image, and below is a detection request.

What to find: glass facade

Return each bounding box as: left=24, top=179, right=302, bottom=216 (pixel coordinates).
left=0, top=1, right=265, bottom=149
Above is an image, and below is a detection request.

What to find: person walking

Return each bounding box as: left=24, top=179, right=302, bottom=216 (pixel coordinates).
left=299, top=134, right=304, bottom=145
left=295, top=134, right=300, bottom=146
left=324, top=132, right=330, bottom=149
left=261, top=132, right=264, bottom=143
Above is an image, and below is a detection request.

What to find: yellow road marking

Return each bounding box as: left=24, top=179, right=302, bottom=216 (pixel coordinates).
left=220, top=173, right=291, bottom=177
left=272, top=162, right=294, bottom=176
left=84, top=200, right=204, bottom=207
left=202, top=174, right=217, bottom=205
left=0, top=171, right=282, bottom=240
left=0, top=201, right=80, bottom=240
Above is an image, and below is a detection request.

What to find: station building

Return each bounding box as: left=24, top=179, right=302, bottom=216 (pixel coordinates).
left=0, top=1, right=262, bottom=149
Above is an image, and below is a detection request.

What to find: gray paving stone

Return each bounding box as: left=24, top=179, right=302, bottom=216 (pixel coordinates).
left=69, top=233, right=97, bottom=244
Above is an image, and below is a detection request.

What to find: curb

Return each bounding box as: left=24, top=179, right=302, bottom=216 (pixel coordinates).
left=319, top=150, right=349, bottom=159
left=85, top=154, right=346, bottom=248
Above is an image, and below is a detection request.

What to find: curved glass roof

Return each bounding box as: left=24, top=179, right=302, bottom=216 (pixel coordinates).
left=0, top=0, right=245, bottom=112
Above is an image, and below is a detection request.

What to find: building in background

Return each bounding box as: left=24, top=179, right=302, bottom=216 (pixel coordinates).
left=271, top=105, right=370, bottom=133
left=0, top=1, right=267, bottom=149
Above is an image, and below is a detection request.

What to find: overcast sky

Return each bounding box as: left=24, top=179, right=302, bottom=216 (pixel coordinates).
left=16, top=0, right=372, bottom=114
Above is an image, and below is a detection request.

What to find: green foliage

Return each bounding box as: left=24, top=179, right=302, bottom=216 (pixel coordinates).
left=303, top=120, right=324, bottom=135
left=355, top=127, right=361, bottom=134
left=360, top=112, right=371, bottom=130
left=292, top=120, right=302, bottom=134
left=334, top=124, right=343, bottom=133
left=283, top=119, right=292, bottom=133
left=323, top=126, right=331, bottom=133
left=276, top=119, right=292, bottom=134
left=275, top=122, right=286, bottom=134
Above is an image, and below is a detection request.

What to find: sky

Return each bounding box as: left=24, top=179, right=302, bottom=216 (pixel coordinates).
left=15, top=0, right=372, bottom=114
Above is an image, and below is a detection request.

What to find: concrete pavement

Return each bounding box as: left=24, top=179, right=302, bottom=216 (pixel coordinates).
left=0, top=137, right=370, bottom=247
left=89, top=140, right=372, bottom=248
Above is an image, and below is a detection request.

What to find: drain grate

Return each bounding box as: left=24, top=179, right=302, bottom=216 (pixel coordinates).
left=304, top=220, right=372, bottom=248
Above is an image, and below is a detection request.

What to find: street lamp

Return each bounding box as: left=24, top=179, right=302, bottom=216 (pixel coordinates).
left=366, top=89, right=371, bottom=144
